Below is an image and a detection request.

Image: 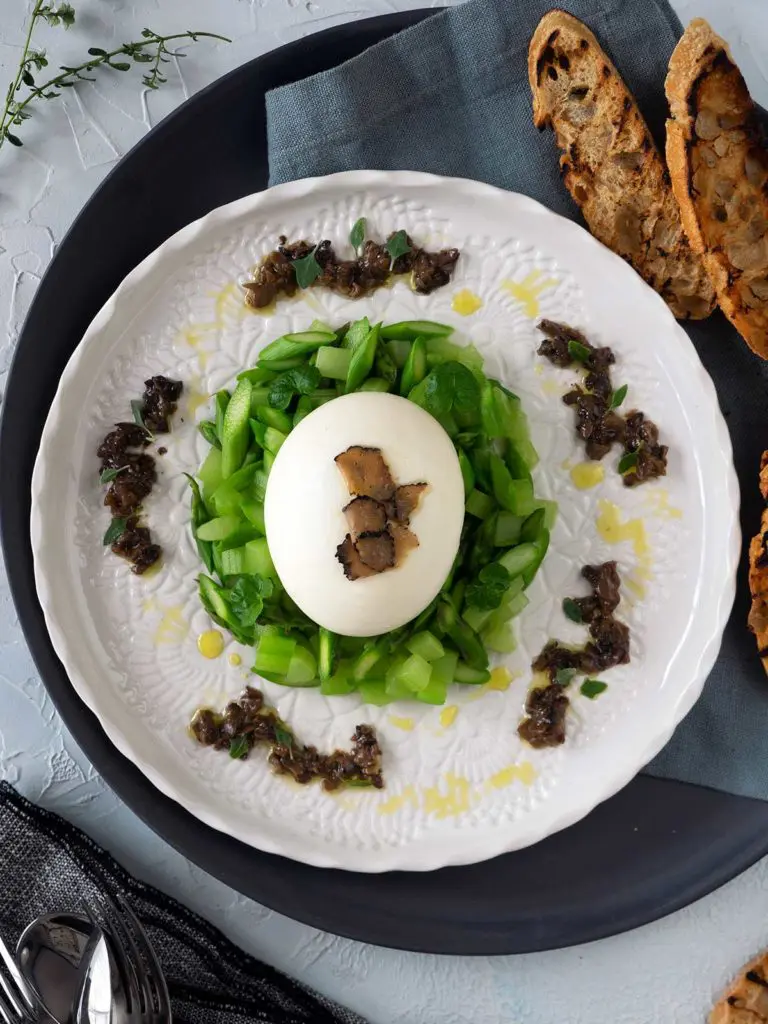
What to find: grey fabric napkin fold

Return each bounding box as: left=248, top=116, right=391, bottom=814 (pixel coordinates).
left=266, top=0, right=768, bottom=800
left=0, top=784, right=365, bottom=1024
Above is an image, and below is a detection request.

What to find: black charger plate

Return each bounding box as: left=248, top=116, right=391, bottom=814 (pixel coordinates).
left=3, top=11, right=768, bottom=955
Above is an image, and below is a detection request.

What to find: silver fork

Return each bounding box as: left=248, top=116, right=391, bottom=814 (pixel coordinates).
left=0, top=932, right=38, bottom=1024
left=83, top=898, right=171, bottom=1024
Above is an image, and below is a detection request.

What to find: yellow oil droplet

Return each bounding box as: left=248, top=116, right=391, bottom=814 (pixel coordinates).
left=534, top=363, right=544, bottom=377
left=596, top=500, right=650, bottom=559
left=570, top=462, right=605, bottom=490
left=210, top=282, right=245, bottom=322
left=141, top=596, right=157, bottom=614
left=530, top=670, right=551, bottom=691
left=644, top=488, right=683, bottom=520
left=379, top=784, right=418, bottom=816
left=423, top=773, right=472, bottom=819
left=486, top=762, right=537, bottom=790
left=501, top=270, right=558, bottom=319
left=228, top=653, right=242, bottom=667
left=198, top=629, right=224, bottom=659
left=186, top=385, right=210, bottom=418
left=624, top=576, right=646, bottom=599
left=440, top=705, right=459, bottom=728
left=153, top=605, right=188, bottom=646
left=388, top=715, right=415, bottom=732
left=451, top=289, right=483, bottom=316
left=488, top=667, right=513, bottom=691
left=540, top=377, right=562, bottom=396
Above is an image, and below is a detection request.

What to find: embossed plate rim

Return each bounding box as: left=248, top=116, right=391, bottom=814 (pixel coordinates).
left=30, top=170, right=740, bottom=871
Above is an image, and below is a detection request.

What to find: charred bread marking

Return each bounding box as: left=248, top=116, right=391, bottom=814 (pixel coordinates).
left=666, top=18, right=768, bottom=358
left=710, top=949, right=768, bottom=1022
left=748, top=450, right=768, bottom=677
left=528, top=10, right=715, bottom=320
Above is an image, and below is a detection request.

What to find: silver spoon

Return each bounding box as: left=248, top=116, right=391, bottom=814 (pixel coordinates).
left=74, top=932, right=112, bottom=1024
left=16, top=913, right=99, bottom=1024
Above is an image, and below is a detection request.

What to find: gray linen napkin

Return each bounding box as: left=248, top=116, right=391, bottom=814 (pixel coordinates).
left=0, top=784, right=365, bottom=1024
left=266, top=0, right=768, bottom=799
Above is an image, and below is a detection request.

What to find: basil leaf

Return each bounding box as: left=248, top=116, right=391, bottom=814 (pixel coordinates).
left=103, top=517, right=129, bottom=546
left=610, top=383, right=628, bottom=409
left=198, top=420, right=221, bottom=449
left=618, top=450, right=639, bottom=474
left=273, top=723, right=294, bottom=749
left=349, top=217, right=366, bottom=254
left=555, top=667, right=576, bottom=686
left=229, top=736, right=249, bottom=759
left=567, top=339, right=591, bottom=364
left=580, top=679, right=608, bottom=699
left=268, top=365, right=321, bottom=410
left=385, top=229, right=412, bottom=268
left=292, top=248, right=322, bottom=289
left=465, top=562, right=511, bottom=611
left=100, top=465, right=128, bottom=484
left=562, top=597, right=583, bottom=623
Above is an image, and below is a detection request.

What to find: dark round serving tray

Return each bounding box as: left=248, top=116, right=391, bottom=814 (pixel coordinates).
left=3, top=10, right=768, bottom=956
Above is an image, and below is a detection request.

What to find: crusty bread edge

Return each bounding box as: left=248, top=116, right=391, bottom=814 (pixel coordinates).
left=665, top=19, right=768, bottom=359
left=528, top=10, right=625, bottom=130
left=710, top=948, right=768, bottom=1023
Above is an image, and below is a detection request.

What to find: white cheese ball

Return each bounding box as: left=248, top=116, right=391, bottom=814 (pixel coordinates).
left=265, top=392, right=464, bottom=637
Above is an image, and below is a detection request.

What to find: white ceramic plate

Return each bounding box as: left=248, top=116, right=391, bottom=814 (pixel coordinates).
left=31, top=171, right=739, bottom=871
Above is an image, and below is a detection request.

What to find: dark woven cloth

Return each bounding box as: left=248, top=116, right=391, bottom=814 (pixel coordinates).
left=0, top=783, right=365, bottom=1024
left=266, top=0, right=768, bottom=799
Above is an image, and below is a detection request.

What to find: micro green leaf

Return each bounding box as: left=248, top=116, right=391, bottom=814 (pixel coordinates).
left=103, top=517, right=128, bottom=546
left=562, top=597, right=583, bottom=623
left=198, top=420, right=220, bottom=449
left=100, top=465, right=129, bottom=484
left=273, top=723, right=294, bottom=749
left=555, top=667, right=576, bottom=686
left=228, top=736, right=249, bottom=759
left=423, top=361, right=481, bottom=419
left=130, top=398, right=149, bottom=433
left=268, top=365, right=321, bottom=410
left=618, top=450, right=639, bottom=474
left=226, top=575, right=273, bottom=628
left=581, top=679, right=608, bottom=699
left=385, top=229, right=411, bottom=268
left=349, top=217, right=366, bottom=254
left=610, top=383, right=628, bottom=409
left=291, top=247, right=322, bottom=289
left=567, top=339, right=592, bottom=363
left=465, top=562, right=511, bottom=611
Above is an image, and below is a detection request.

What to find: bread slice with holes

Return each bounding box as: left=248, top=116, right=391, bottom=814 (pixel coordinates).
left=710, top=948, right=768, bottom=1022
left=528, top=10, right=715, bottom=320
left=666, top=18, right=768, bottom=358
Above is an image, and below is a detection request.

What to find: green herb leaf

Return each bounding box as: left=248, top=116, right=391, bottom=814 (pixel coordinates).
left=268, top=365, right=321, bottom=410
left=618, top=450, right=639, bottom=474
left=562, top=597, right=583, bottom=623
left=99, top=465, right=128, bottom=484
left=226, top=575, right=273, bottom=628
left=555, top=667, right=577, bottom=686
left=5, top=131, right=22, bottom=147
left=198, top=420, right=221, bottom=449
left=610, top=384, right=628, bottom=409
left=567, top=339, right=592, bottom=364
left=349, top=217, right=366, bottom=254
left=21, top=70, right=35, bottom=87
left=580, top=678, right=608, bottom=699
left=109, top=61, right=132, bottom=71
left=130, top=398, right=147, bottom=431
left=466, top=562, right=511, bottom=611
left=273, top=723, right=294, bottom=749
left=291, top=248, right=322, bottom=289
left=228, top=736, right=249, bottom=759
left=423, top=361, right=481, bottom=419
left=103, top=517, right=129, bottom=546
left=385, top=230, right=412, bottom=268
left=346, top=778, right=375, bottom=788
left=88, top=47, right=108, bottom=57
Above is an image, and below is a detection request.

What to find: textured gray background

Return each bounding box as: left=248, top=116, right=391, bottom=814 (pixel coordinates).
left=1, top=1, right=767, bottom=1020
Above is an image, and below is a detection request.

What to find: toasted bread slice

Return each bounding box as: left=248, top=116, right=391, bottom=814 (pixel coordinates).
left=666, top=19, right=768, bottom=358
left=711, top=948, right=768, bottom=1022
left=748, top=451, right=768, bottom=678
left=528, top=10, right=715, bottom=320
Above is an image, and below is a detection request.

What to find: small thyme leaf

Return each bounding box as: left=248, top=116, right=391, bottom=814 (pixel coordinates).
left=618, top=450, right=639, bottom=474
left=562, top=597, right=583, bottom=623
left=567, top=339, right=591, bottom=364
left=100, top=465, right=129, bottom=484
left=228, top=736, right=249, bottom=759
left=103, top=517, right=128, bottom=546
left=349, top=217, right=366, bottom=254
left=555, top=667, right=576, bottom=686
left=273, top=723, right=295, bottom=749
left=610, top=384, right=628, bottom=409
left=291, top=248, right=322, bottom=289
left=581, top=678, right=608, bottom=699
left=130, top=398, right=147, bottom=430
left=385, top=230, right=412, bottom=269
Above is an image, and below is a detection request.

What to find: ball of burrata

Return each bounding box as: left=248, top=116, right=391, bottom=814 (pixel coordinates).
left=264, top=392, right=465, bottom=637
